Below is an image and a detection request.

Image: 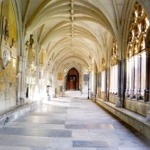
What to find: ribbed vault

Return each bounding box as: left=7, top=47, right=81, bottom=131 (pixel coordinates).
left=18, top=0, right=129, bottom=72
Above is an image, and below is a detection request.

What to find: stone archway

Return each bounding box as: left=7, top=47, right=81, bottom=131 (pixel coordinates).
left=66, top=68, right=79, bottom=91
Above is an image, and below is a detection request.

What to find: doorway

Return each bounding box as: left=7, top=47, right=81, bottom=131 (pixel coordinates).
left=66, top=68, right=79, bottom=90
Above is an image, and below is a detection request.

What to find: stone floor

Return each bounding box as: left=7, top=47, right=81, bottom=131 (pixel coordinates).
left=0, top=97, right=150, bottom=150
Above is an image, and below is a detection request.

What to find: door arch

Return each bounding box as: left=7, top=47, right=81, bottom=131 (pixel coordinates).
left=66, top=68, right=79, bottom=90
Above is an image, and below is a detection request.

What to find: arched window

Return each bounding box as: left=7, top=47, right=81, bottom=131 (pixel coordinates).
left=126, top=2, right=149, bottom=100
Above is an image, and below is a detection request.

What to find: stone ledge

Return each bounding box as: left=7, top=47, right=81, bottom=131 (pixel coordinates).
left=96, top=98, right=150, bottom=140
left=0, top=102, right=38, bottom=128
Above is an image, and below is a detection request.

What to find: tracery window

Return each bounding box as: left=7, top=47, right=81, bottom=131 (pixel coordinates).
left=126, top=2, right=149, bottom=100
left=109, top=41, right=118, bottom=94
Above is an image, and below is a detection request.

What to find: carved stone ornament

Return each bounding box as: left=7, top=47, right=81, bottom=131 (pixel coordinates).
left=1, top=44, right=11, bottom=69
left=3, top=17, right=9, bottom=45
left=57, top=72, right=63, bottom=80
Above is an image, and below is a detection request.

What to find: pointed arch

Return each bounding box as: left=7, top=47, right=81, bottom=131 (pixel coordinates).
left=66, top=67, right=79, bottom=91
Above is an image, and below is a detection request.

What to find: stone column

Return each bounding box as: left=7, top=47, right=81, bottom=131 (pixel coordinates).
left=144, top=48, right=150, bottom=102
left=136, top=54, right=142, bottom=100
left=107, top=68, right=110, bottom=101
left=34, top=45, right=40, bottom=101
left=130, top=57, right=135, bottom=99
left=104, top=68, right=109, bottom=101
left=92, top=62, right=97, bottom=99
left=125, top=59, right=130, bottom=97
left=97, top=72, right=101, bottom=98
left=16, top=56, right=26, bottom=105
left=145, top=48, right=150, bottom=122
left=52, top=74, right=57, bottom=98
left=116, top=59, right=126, bottom=107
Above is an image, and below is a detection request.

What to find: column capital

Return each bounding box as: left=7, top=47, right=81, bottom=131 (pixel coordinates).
left=144, top=48, right=150, bottom=102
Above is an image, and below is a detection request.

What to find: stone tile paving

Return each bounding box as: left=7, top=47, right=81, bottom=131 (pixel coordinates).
left=0, top=97, right=149, bottom=150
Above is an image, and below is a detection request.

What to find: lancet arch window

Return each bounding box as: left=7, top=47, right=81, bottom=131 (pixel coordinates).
left=125, top=2, right=149, bottom=101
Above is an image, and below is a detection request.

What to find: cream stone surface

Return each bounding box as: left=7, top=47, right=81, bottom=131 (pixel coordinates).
left=0, top=0, right=150, bottom=148
left=0, top=97, right=150, bottom=150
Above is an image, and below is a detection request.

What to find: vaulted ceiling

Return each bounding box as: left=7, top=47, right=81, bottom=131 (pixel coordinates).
left=19, top=0, right=128, bottom=71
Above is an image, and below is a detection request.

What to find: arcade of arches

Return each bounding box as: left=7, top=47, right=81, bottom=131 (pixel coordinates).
left=0, top=0, right=150, bottom=140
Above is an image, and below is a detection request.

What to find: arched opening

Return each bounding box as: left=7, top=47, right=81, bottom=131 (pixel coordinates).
left=66, top=68, right=79, bottom=91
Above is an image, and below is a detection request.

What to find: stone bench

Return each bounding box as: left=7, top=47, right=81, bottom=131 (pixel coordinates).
left=0, top=102, right=37, bottom=128
left=96, top=98, right=150, bottom=140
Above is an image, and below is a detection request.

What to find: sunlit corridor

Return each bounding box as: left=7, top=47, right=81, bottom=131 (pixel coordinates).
left=0, top=97, right=149, bottom=150
left=0, top=0, right=150, bottom=149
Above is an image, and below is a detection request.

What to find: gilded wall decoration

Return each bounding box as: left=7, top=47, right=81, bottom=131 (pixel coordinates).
left=25, top=34, right=36, bottom=74
left=28, top=34, right=35, bottom=64
left=127, top=2, right=149, bottom=58
left=110, top=40, right=118, bottom=66
left=40, top=50, right=45, bottom=65
left=101, top=57, right=105, bottom=71
left=0, top=0, right=17, bottom=105
left=57, top=72, right=63, bottom=80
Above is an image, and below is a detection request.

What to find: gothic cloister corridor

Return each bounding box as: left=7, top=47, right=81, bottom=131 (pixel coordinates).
left=0, top=96, right=149, bottom=150
left=0, top=0, right=150, bottom=149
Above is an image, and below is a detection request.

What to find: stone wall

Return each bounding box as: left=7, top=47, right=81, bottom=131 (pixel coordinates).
left=0, top=0, right=18, bottom=114
left=100, top=92, right=105, bottom=100
left=124, top=99, right=149, bottom=117
left=109, top=94, right=118, bottom=104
